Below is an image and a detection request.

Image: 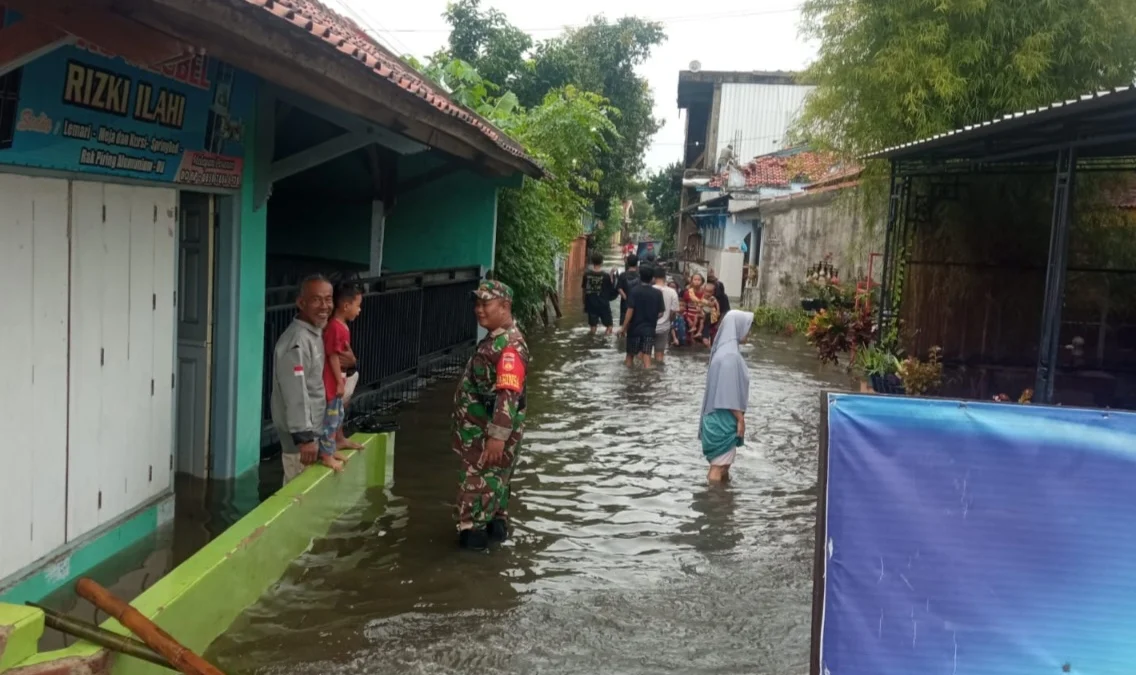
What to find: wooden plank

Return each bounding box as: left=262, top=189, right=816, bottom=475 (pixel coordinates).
left=67, top=180, right=106, bottom=540
left=0, top=174, right=34, bottom=578
left=368, top=200, right=384, bottom=276
left=366, top=144, right=399, bottom=208
left=268, top=84, right=427, bottom=155
left=269, top=131, right=374, bottom=183
left=0, top=19, right=71, bottom=78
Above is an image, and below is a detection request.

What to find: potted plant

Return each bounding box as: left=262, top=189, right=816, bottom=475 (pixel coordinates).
left=800, top=256, right=842, bottom=313
left=854, top=344, right=903, bottom=394
left=897, top=347, right=943, bottom=396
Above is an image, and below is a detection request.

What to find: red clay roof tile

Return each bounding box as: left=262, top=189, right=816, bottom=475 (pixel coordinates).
left=246, top=0, right=531, bottom=163
left=707, top=150, right=851, bottom=191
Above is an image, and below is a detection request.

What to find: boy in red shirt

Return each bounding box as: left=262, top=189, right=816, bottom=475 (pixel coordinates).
left=319, top=283, right=364, bottom=471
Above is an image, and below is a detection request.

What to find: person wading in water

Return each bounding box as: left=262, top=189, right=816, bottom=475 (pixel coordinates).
left=452, top=280, right=530, bottom=550
left=698, top=310, right=754, bottom=482
left=616, top=254, right=642, bottom=328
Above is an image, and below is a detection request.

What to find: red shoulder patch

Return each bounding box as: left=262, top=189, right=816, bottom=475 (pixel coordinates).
left=496, top=346, right=526, bottom=392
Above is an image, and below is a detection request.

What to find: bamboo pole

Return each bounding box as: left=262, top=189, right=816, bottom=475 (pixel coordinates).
left=27, top=602, right=174, bottom=670
left=75, top=578, right=228, bottom=675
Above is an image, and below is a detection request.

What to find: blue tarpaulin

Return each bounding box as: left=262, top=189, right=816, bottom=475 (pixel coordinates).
left=816, top=393, right=1136, bottom=675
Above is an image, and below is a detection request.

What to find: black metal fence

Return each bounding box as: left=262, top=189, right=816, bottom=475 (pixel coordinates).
left=260, top=267, right=481, bottom=434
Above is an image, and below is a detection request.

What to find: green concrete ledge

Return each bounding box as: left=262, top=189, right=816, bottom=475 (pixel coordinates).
left=0, top=432, right=394, bottom=675
left=0, top=606, right=41, bottom=671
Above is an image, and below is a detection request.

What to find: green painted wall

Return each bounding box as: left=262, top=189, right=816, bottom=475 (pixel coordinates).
left=233, top=97, right=268, bottom=478
left=383, top=154, right=500, bottom=273
left=267, top=197, right=371, bottom=266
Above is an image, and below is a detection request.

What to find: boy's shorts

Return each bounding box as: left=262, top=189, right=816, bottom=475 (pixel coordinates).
left=653, top=331, right=669, bottom=355
left=626, top=334, right=653, bottom=356
left=318, top=396, right=345, bottom=458
left=585, top=296, right=613, bottom=327
left=343, top=372, right=359, bottom=406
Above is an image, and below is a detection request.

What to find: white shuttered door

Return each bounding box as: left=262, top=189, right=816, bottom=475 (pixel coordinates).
left=68, top=181, right=177, bottom=541
left=0, top=175, right=70, bottom=580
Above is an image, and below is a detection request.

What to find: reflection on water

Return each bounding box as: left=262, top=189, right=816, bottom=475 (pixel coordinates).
left=206, top=312, right=845, bottom=675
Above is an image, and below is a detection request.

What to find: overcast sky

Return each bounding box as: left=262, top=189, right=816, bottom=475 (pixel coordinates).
left=326, top=0, right=818, bottom=171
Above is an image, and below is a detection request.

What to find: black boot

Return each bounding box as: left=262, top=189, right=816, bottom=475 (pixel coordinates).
left=459, top=528, right=489, bottom=550
left=487, top=518, right=509, bottom=543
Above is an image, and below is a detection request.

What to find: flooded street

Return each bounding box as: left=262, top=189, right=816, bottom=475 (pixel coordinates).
left=207, top=310, right=845, bottom=675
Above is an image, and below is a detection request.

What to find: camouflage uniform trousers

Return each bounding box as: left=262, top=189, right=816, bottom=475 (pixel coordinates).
left=456, top=444, right=522, bottom=530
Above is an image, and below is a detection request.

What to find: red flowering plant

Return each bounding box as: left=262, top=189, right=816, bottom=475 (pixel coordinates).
left=806, top=302, right=876, bottom=366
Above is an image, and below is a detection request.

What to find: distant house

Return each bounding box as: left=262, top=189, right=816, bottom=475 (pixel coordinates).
left=675, top=69, right=815, bottom=297
left=683, top=143, right=851, bottom=302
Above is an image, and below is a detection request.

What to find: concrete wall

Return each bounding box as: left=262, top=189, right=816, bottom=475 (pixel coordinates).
left=383, top=164, right=500, bottom=273
left=754, top=187, right=885, bottom=308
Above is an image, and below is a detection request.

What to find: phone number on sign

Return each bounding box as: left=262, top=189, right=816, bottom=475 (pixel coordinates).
left=176, top=169, right=241, bottom=189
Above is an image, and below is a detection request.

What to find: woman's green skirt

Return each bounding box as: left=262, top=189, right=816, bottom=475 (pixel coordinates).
left=700, top=409, right=742, bottom=464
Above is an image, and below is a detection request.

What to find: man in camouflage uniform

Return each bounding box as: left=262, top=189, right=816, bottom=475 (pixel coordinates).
left=453, top=280, right=530, bottom=550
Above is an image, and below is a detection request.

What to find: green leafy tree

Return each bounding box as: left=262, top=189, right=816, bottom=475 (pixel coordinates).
left=797, top=0, right=1136, bottom=156
left=435, top=9, right=665, bottom=222
left=443, top=0, right=532, bottom=89
left=644, top=162, right=682, bottom=250
left=795, top=0, right=1136, bottom=355
left=413, top=56, right=618, bottom=325
left=518, top=17, right=665, bottom=220
left=495, top=88, right=618, bottom=325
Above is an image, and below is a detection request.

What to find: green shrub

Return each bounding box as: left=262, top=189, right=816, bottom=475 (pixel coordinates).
left=750, top=306, right=810, bottom=337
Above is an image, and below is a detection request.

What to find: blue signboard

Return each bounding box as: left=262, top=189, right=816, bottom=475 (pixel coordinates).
left=817, top=394, right=1136, bottom=675
left=0, top=18, right=255, bottom=188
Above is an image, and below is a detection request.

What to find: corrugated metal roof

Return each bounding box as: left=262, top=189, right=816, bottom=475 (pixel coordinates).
left=715, top=82, right=815, bottom=162
left=863, top=85, right=1136, bottom=160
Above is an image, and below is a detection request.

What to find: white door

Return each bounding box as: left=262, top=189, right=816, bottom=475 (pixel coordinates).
left=0, top=175, right=69, bottom=580
left=68, top=181, right=177, bottom=540
left=175, top=193, right=214, bottom=478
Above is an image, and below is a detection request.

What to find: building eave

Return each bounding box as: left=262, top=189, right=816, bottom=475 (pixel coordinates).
left=121, top=0, right=544, bottom=178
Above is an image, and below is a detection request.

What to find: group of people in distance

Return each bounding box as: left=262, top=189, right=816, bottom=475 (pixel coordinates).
left=581, top=250, right=755, bottom=483
left=580, top=252, right=734, bottom=368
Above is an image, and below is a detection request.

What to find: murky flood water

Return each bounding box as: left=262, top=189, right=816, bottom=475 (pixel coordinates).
left=206, top=311, right=846, bottom=675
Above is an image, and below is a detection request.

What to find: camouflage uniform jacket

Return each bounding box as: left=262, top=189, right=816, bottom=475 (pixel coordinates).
left=452, top=324, right=530, bottom=458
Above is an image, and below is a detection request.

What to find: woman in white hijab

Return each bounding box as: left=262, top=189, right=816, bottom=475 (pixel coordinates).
left=698, top=310, right=754, bottom=482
